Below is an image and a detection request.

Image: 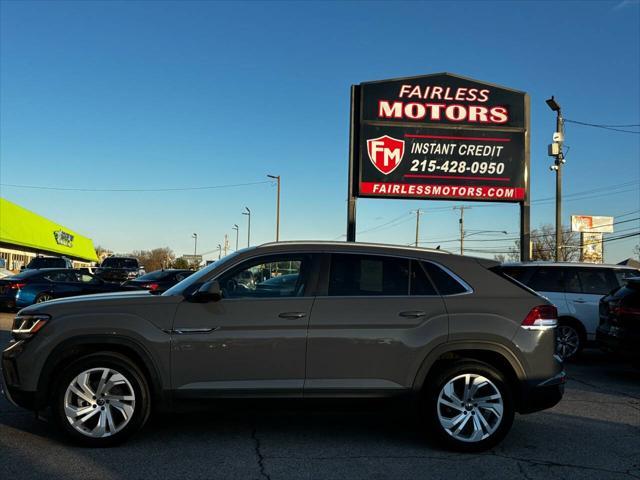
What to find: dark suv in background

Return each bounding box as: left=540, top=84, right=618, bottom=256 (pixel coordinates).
left=2, top=242, right=564, bottom=451
left=23, top=256, right=73, bottom=270
left=95, top=256, right=145, bottom=283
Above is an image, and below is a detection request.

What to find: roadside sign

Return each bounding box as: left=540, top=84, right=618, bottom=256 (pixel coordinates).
left=346, top=72, right=531, bottom=260
left=352, top=73, right=528, bottom=202
left=181, top=254, right=203, bottom=263
left=571, top=215, right=614, bottom=233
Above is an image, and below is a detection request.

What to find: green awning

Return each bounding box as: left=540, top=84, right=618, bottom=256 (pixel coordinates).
left=0, top=197, right=98, bottom=262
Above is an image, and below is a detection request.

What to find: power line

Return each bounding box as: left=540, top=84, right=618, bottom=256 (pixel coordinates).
left=565, top=119, right=640, bottom=134
left=0, top=180, right=274, bottom=192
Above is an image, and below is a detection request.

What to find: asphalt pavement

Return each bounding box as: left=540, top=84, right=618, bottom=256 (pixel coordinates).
left=0, top=311, right=639, bottom=480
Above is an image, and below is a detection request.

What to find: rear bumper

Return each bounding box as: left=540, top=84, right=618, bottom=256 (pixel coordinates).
left=519, top=370, right=566, bottom=414
left=597, top=325, right=640, bottom=359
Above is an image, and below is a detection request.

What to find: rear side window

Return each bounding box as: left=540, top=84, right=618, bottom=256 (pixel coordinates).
left=423, top=262, right=467, bottom=295
left=615, top=269, right=640, bottom=287
left=43, top=271, right=76, bottom=283
left=328, top=254, right=409, bottom=296
left=528, top=267, right=564, bottom=292
left=577, top=268, right=618, bottom=295
left=499, top=266, right=531, bottom=283
left=28, top=257, right=66, bottom=268
left=563, top=268, right=582, bottom=294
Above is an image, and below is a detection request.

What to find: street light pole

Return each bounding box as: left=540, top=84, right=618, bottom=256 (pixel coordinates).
left=242, top=207, right=251, bottom=247
left=192, top=233, right=198, bottom=257
left=232, top=224, right=239, bottom=251
left=217, top=244, right=222, bottom=260
left=546, top=96, right=565, bottom=262
left=267, top=175, right=281, bottom=242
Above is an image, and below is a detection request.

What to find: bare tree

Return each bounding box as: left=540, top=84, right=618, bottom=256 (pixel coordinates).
left=507, top=224, right=580, bottom=262
left=130, top=248, right=175, bottom=272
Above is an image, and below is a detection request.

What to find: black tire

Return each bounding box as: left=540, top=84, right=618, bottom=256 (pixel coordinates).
left=423, top=360, right=515, bottom=452
left=51, top=352, right=151, bottom=447
left=556, top=320, right=585, bottom=361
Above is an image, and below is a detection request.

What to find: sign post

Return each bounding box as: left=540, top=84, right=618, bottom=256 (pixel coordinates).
left=347, top=73, right=530, bottom=260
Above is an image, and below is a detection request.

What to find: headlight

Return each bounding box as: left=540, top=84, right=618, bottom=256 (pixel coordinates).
left=11, top=314, right=50, bottom=340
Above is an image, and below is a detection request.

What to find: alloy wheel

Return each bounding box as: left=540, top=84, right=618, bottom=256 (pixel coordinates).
left=437, top=373, right=504, bottom=443
left=36, top=293, right=53, bottom=303
left=63, top=367, right=136, bottom=438
left=556, top=325, right=580, bottom=360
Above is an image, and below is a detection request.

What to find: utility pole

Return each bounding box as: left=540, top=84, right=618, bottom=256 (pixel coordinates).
left=217, top=244, right=222, bottom=260
left=232, top=224, right=239, bottom=251
left=453, top=206, right=470, bottom=255
left=267, top=175, right=281, bottom=241
left=546, top=96, right=565, bottom=262
left=242, top=207, right=251, bottom=247
left=414, top=209, right=420, bottom=247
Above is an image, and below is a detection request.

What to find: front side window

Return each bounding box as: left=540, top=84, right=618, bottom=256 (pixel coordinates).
left=218, top=256, right=308, bottom=299
left=577, top=269, right=618, bottom=295
left=328, top=254, right=409, bottom=296
left=563, top=268, right=582, bottom=294
left=43, top=271, right=76, bottom=283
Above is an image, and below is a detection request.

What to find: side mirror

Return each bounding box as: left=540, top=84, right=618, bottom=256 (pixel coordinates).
left=191, top=280, right=222, bottom=303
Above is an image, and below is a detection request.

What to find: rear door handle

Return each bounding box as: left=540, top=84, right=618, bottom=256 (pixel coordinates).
left=399, top=311, right=426, bottom=318
left=573, top=299, right=586, bottom=303
left=278, top=312, right=306, bottom=319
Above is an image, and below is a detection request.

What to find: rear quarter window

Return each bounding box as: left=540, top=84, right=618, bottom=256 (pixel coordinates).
left=423, top=262, right=468, bottom=295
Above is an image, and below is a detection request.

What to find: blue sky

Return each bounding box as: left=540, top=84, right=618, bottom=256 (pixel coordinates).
left=1, top=0, right=638, bottom=262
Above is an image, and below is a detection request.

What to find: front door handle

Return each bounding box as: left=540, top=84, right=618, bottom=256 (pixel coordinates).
left=399, top=311, right=426, bottom=318
left=278, top=312, right=306, bottom=319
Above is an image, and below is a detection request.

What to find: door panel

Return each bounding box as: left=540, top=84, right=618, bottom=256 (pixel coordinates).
left=171, top=253, right=315, bottom=398
left=305, top=254, right=448, bottom=395
left=306, top=296, right=448, bottom=394
left=171, top=298, right=313, bottom=396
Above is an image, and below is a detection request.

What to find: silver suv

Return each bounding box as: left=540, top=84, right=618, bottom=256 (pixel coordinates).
left=499, top=262, right=640, bottom=360
left=2, top=242, right=564, bottom=451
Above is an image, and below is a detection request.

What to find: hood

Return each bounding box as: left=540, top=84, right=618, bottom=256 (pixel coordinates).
left=19, top=290, right=180, bottom=316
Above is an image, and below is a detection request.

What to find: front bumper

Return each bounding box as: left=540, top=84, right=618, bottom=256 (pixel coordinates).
left=519, top=370, right=566, bottom=414
left=1, top=340, right=36, bottom=410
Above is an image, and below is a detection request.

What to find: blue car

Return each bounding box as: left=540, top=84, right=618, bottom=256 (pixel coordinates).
left=0, top=268, right=139, bottom=309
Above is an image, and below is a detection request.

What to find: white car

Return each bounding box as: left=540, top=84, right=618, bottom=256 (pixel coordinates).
left=499, top=262, right=640, bottom=360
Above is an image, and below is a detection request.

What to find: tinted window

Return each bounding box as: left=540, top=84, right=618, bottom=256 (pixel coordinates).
left=28, top=257, right=66, bottom=269
left=102, top=258, right=138, bottom=269
left=74, top=273, right=100, bottom=283
left=43, top=271, right=76, bottom=283
left=410, top=260, right=437, bottom=295
left=499, top=266, right=530, bottom=283
left=328, top=254, right=409, bottom=296
left=423, top=262, right=467, bottom=295
left=219, top=256, right=307, bottom=298
left=137, top=270, right=173, bottom=281
left=577, top=269, right=618, bottom=295
left=528, top=267, right=564, bottom=292
left=564, top=268, right=582, bottom=294
left=615, top=269, right=640, bottom=287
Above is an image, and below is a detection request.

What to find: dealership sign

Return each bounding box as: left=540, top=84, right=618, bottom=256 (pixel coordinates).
left=350, top=73, right=528, bottom=202
left=53, top=229, right=74, bottom=247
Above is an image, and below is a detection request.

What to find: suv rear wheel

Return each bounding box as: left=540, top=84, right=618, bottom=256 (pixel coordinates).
left=556, top=321, right=583, bottom=361
left=425, top=360, right=514, bottom=452
left=51, top=352, right=150, bottom=446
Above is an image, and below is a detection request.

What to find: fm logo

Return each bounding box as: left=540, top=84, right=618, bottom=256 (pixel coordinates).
left=366, top=135, right=405, bottom=175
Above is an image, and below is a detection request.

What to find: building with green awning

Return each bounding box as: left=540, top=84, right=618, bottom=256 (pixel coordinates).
left=0, top=197, right=98, bottom=271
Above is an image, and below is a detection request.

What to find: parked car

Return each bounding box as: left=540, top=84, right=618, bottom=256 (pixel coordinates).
left=597, top=276, right=640, bottom=367
left=95, top=257, right=145, bottom=283
left=2, top=242, right=564, bottom=451
left=0, top=269, right=139, bottom=309
left=498, top=262, right=640, bottom=360
left=23, top=256, right=73, bottom=270
left=124, top=269, right=194, bottom=293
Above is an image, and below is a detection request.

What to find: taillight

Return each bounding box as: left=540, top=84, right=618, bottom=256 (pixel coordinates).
left=9, top=282, right=26, bottom=290
left=144, top=283, right=160, bottom=291
left=522, top=305, right=558, bottom=330
left=613, top=306, right=640, bottom=318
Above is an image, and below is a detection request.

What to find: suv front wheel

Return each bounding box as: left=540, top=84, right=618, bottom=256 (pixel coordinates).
left=425, top=360, right=514, bottom=452
left=51, top=352, right=151, bottom=446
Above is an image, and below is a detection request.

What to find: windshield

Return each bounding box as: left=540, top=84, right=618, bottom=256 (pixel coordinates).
left=102, top=258, right=138, bottom=269
left=163, top=251, right=245, bottom=296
